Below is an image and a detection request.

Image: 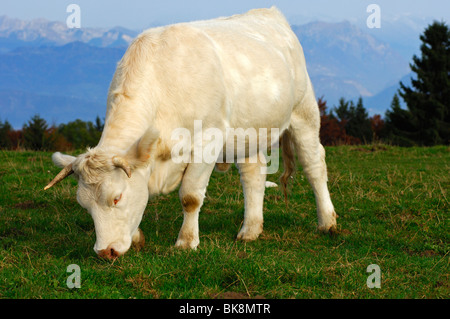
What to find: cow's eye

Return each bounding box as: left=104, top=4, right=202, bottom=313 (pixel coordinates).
left=113, top=194, right=122, bottom=205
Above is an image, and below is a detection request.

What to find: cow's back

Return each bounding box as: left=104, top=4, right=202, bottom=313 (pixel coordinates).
left=189, top=7, right=309, bottom=130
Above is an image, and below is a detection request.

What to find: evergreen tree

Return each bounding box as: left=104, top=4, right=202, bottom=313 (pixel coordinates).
left=349, top=97, right=372, bottom=143
left=22, top=115, right=56, bottom=150
left=384, top=94, right=416, bottom=146
left=398, top=21, right=450, bottom=145
left=333, top=97, right=372, bottom=143
left=333, top=98, right=353, bottom=125
left=0, top=119, right=13, bottom=149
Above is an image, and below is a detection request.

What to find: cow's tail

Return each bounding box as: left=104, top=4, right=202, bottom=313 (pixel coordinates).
left=279, top=129, right=296, bottom=206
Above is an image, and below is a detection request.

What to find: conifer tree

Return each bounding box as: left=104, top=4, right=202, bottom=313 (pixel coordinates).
left=384, top=94, right=416, bottom=145
left=22, top=115, right=55, bottom=150
left=398, top=21, right=450, bottom=145
left=0, top=119, right=13, bottom=149
left=333, top=97, right=372, bottom=143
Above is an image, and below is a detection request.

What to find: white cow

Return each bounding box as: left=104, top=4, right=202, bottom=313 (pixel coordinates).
left=45, top=7, right=337, bottom=259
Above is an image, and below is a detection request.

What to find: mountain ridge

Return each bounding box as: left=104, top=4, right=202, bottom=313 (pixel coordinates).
left=0, top=15, right=138, bottom=51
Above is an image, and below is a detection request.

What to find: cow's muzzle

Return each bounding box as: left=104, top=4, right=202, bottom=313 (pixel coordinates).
left=97, top=246, right=124, bottom=260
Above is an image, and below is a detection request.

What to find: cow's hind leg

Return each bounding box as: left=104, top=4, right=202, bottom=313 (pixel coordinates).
left=289, top=101, right=337, bottom=233
left=175, top=162, right=215, bottom=249
left=236, top=152, right=267, bottom=241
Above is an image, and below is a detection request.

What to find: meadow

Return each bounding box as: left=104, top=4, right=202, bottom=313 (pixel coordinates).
left=0, top=145, right=448, bottom=299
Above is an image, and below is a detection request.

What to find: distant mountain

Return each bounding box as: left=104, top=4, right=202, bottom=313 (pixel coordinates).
left=365, top=73, right=412, bottom=115
left=362, top=14, right=431, bottom=60
left=0, top=15, right=137, bottom=52
left=0, top=42, right=126, bottom=128
left=0, top=16, right=413, bottom=128
left=292, top=21, right=410, bottom=108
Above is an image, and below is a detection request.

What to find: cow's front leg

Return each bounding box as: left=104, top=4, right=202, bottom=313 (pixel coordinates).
left=175, top=162, right=215, bottom=249
left=236, top=152, right=267, bottom=241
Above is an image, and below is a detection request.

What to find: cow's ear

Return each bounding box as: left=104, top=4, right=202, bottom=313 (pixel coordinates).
left=52, top=152, right=76, bottom=168
left=127, top=127, right=160, bottom=166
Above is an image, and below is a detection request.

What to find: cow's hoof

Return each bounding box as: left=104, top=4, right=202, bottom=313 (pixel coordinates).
left=318, top=224, right=338, bottom=235
left=318, top=211, right=338, bottom=235
left=132, top=228, right=145, bottom=251
left=175, top=238, right=199, bottom=250
left=237, top=225, right=263, bottom=242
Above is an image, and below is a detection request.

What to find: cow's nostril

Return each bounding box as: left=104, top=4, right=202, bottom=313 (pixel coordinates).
left=97, top=247, right=120, bottom=260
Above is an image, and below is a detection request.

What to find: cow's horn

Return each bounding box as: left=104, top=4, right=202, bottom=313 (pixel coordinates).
left=44, top=163, right=74, bottom=190
left=112, top=156, right=131, bottom=178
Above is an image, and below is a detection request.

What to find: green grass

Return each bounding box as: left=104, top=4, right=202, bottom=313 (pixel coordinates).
left=0, top=145, right=448, bottom=298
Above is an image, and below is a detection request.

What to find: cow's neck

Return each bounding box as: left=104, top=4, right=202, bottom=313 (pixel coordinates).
left=97, top=106, right=155, bottom=154
left=97, top=125, right=145, bottom=154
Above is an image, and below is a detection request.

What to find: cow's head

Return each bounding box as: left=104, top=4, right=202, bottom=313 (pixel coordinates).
left=44, top=128, right=159, bottom=259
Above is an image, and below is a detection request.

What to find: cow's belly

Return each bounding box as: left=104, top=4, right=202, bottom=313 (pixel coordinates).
left=219, top=127, right=282, bottom=163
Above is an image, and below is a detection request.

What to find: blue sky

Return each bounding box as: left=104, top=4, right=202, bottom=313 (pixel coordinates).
left=1, top=0, right=449, bottom=30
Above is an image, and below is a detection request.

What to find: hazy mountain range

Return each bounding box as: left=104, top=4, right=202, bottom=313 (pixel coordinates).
left=0, top=15, right=137, bottom=50
left=0, top=15, right=415, bottom=128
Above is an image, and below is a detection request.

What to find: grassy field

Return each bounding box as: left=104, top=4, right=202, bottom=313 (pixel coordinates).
left=0, top=145, right=448, bottom=299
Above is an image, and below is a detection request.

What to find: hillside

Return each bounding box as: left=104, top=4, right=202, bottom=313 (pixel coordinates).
left=0, top=146, right=448, bottom=298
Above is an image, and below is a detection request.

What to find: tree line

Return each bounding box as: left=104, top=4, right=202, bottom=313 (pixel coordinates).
left=0, top=115, right=104, bottom=151
left=0, top=20, right=448, bottom=150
